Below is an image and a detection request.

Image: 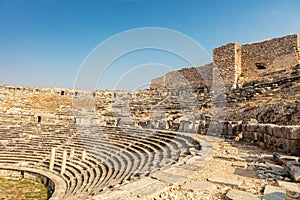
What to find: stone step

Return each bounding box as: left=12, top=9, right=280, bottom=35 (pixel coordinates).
left=263, top=185, right=286, bottom=200
left=226, top=189, right=260, bottom=200
left=207, top=176, right=243, bottom=187
left=182, top=180, right=217, bottom=192
left=131, top=179, right=168, bottom=198
left=277, top=180, right=300, bottom=199
left=151, top=171, right=186, bottom=185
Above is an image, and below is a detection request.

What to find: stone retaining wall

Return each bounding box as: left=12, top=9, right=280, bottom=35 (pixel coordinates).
left=222, top=122, right=300, bottom=156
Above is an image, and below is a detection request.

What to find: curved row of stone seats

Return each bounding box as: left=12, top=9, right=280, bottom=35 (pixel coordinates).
left=57, top=145, right=122, bottom=197
left=83, top=126, right=178, bottom=170
left=0, top=132, right=89, bottom=198
left=0, top=124, right=201, bottom=199
left=28, top=129, right=134, bottom=198
left=65, top=135, right=144, bottom=195
left=74, top=126, right=199, bottom=192
left=103, top=130, right=174, bottom=170
left=57, top=126, right=195, bottom=196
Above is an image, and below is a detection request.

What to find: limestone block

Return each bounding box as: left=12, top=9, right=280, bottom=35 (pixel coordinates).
left=264, top=134, right=271, bottom=144
left=272, top=126, right=282, bottom=138
left=277, top=181, right=300, bottom=199
left=287, top=161, right=300, bottom=182
left=246, top=124, right=256, bottom=132
left=226, top=189, right=260, bottom=200
left=182, top=180, right=217, bottom=192
left=151, top=171, right=187, bottom=185
left=273, top=152, right=299, bottom=165
left=131, top=180, right=168, bottom=198
left=277, top=137, right=289, bottom=151
left=263, top=185, right=286, bottom=200
left=289, top=140, right=300, bottom=156
left=266, top=124, right=275, bottom=135
left=255, top=124, right=267, bottom=134
left=207, top=176, right=243, bottom=187
left=283, top=126, right=300, bottom=140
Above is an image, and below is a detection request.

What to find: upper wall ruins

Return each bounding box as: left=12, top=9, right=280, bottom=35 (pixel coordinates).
left=151, top=34, right=300, bottom=91
left=214, top=34, right=300, bottom=89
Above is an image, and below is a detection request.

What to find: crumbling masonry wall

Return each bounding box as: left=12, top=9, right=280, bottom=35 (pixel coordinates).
left=150, top=64, right=214, bottom=90
left=241, top=34, right=300, bottom=80
left=213, top=34, right=300, bottom=90
left=152, top=34, right=300, bottom=91
left=213, top=43, right=241, bottom=90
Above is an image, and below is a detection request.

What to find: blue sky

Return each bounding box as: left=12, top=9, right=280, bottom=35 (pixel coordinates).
left=0, top=0, right=300, bottom=90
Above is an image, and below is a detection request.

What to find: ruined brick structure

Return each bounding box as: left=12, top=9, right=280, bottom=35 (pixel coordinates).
left=214, top=34, right=300, bottom=89
left=150, top=64, right=214, bottom=90
left=151, top=34, right=300, bottom=90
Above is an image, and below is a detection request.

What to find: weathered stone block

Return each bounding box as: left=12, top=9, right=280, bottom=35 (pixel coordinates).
left=276, top=138, right=289, bottom=151
left=264, top=134, right=271, bottom=144
left=289, top=140, right=300, bottom=156
left=151, top=171, right=186, bottom=185
left=255, top=124, right=267, bottom=134
left=131, top=180, right=168, bottom=198
left=226, top=189, right=260, bottom=200
left=272, top=126, right=282, bottom=138
left=182, top=181, right=217, bottom=192
left=247, top=124, right=256, bottom=132
left=263, top=185, right=286, bottom=200
left=266, top=124, right=274, bottom=135
left=207, top=176, right=243, bottom=187
left=277, top=181, right=300, bottom=199
left=287, top=161, right=300, bottom=182
left=283, top=126, right=300, bottom=140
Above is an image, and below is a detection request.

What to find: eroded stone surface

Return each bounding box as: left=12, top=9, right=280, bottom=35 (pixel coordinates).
left=207, top=177, right=243, bottom=187
left=226, top=189, right=260, bottom=200
left=278, top=180, right=300, bottom=199
left=131, top=180, right=168, bottom=198
left=151, top=171, right=186, bottom=185
left=182, top=180, right=217, bottom=192
left=263, top=185, right=286, bottom=200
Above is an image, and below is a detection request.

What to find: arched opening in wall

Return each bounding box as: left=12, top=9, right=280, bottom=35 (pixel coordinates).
left=60, top=91, right=65, bottom=96
left=256, top=63, right=267, bottom=70
left=37, top=116, right=41, bottom=123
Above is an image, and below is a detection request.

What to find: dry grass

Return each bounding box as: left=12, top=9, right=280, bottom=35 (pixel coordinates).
left=0, top=177, right=49, bottom=200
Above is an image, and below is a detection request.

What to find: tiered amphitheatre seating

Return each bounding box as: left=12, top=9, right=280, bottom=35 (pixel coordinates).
left=0, top=123, right=201, bottom=199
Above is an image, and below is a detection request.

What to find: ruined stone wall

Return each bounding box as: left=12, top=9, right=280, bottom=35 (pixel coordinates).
left=222, top=122, right=300, bottom=156
left=150, top=64, right=213, bottom=90
left=213, top=43, right=241, bottom=90
left=242, top=124, right=300, bottom=156
left=241, top=34, right=300, bottom=80
left=150, top=76, right=165, bottom=90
